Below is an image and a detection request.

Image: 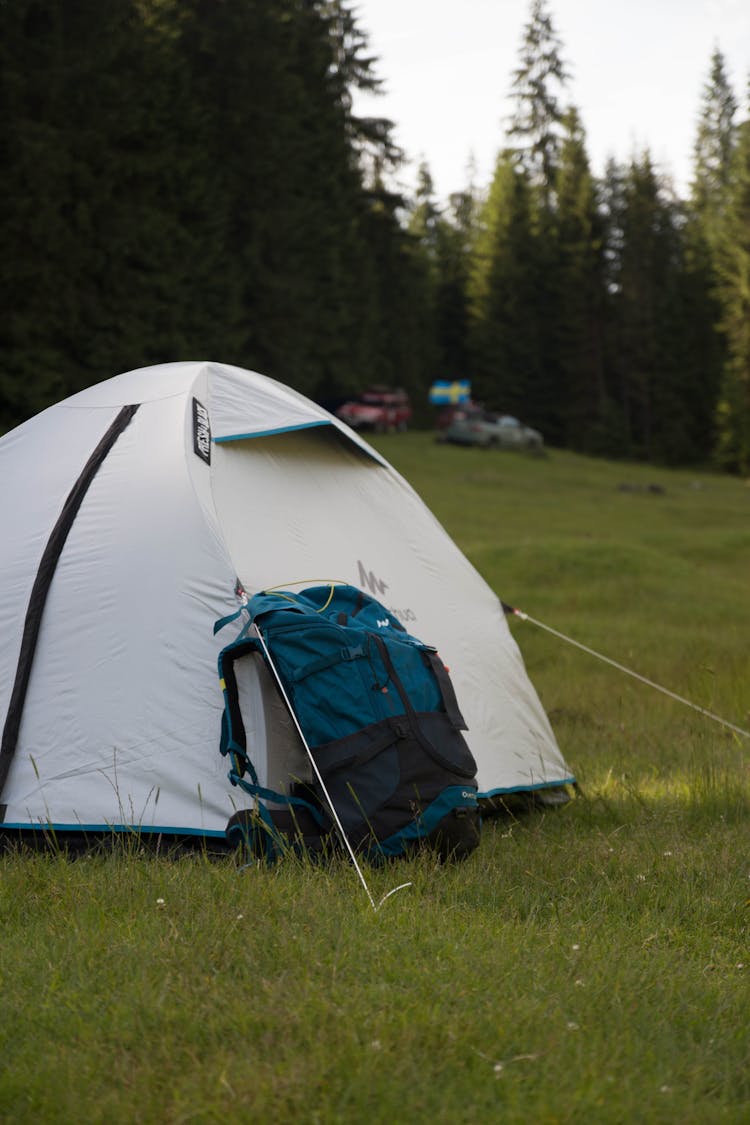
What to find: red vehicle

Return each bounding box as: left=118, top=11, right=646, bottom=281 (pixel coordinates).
left=335, top=386, right=412, bottom=432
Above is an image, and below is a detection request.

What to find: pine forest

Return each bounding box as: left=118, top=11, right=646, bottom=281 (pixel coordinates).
left=2, top=0, right=750, bottom=471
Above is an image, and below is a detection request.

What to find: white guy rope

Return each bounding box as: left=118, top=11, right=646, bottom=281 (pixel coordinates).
left=251, top=624, right=411, bottom=911
left=505, top=606, right=750, bottom=741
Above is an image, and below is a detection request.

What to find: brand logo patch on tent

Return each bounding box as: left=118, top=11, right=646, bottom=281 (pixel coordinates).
left=192, top=398, right=211, bottom=464
left=357, top=559, right=388, bottom=597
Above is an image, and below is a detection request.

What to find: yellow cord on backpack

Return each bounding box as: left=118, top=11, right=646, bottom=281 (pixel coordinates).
left=260, top=579, right=347, bottom=612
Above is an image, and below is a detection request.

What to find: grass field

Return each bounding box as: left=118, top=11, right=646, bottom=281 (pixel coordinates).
left=2, top=435, right=749, bottom=1123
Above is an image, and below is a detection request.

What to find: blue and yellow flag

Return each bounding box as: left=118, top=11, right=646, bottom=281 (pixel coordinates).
left=428, top=380, right=471, bottom=405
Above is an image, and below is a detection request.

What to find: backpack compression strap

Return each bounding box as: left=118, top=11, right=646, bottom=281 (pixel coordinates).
left=421, top=650, right=468, bottom=730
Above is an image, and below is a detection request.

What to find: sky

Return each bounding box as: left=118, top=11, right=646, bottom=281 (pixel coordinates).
left=351, top=0, right=750, bottom=202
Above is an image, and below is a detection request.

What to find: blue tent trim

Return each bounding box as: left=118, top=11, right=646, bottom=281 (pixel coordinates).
left=477, top=776, right=576, bottom=799
left=1, top=821, right=227, bottom=838
left=214, top=421, right=330, bottom=443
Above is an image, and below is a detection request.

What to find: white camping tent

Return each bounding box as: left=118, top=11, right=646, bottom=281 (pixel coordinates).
left=0, top=362, right=574, bottom=839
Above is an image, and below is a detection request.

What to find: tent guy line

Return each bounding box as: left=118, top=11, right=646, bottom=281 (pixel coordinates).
left=502, top=603, right=750, bottom=742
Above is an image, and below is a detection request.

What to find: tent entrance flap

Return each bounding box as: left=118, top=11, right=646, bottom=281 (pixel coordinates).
left=227, top=640, right=311, bottom=795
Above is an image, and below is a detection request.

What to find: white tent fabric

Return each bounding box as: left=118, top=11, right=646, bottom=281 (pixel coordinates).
left=0, top=362, right=573, bottom=837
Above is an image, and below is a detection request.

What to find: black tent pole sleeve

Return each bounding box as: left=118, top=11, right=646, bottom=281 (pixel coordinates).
left=0, top=404, right=140, bottom=809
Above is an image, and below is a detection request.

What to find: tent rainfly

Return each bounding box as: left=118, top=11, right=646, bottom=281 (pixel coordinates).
left=0, top=362, right=574, bottom=841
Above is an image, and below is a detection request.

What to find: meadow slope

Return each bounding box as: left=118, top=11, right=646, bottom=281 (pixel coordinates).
left=2, top=437, right=748, bottom=1124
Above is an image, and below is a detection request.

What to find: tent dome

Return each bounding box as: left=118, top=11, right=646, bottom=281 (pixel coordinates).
left=0, top=362, right=573, bottom=838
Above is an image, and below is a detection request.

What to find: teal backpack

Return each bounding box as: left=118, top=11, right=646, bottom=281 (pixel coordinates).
left=216, top=585, right=480, bottom=861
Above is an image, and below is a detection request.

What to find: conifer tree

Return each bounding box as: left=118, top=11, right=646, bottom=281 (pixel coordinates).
left=680, top=48, right=737, bottom=463
left=554, top=108, right=607, bottom=450
left=361, top=173, right=436, bottom=414
left=614, top=154, right=697, bottom=462
left=495, top=0, right=573, bottom=441
left=322, top=0, right=401, bottom=174
left=0, top=0, right=206, bottom=423
left=433, top=184, right=479, bottom=383
left=468, top=153, right=540, bottom=416
left=407, top=162, right=442, bottom=289
left=0, top=0, right=422, bottom=425
left=714, top=87, right=750, bottom=472
left=597, top=159, right=635, bottom=455
left=691, top=48, right=737, bottom=243
left=181, top=0, right=383, bottom=399
left=507, top=0, right=569, bottom=206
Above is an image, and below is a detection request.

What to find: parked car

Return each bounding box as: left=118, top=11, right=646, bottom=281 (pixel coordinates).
left=336, top=386, right=412, bottom=432
left=435, top=400, right=480, bottom=430
left=443, top=408, right=544, bottom=451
